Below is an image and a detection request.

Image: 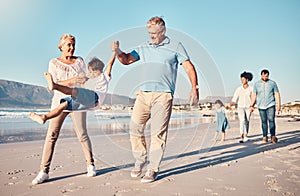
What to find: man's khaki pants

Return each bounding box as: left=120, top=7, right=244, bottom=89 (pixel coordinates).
left=130, top=91, right=173, bottom=172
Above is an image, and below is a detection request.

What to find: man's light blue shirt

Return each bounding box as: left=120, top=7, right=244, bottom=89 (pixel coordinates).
left=129, top=36, right=189, bottom=95
left=253, top=79, right=279, bottom=109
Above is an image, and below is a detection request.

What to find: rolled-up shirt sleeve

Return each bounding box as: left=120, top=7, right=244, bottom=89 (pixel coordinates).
left=273, top=82, right=279, bottom=93
left=176, top=42, right=190, bottom=64
left=130, top=50, right=140, bottom=61
left=253, top=83, right=258, bottom=94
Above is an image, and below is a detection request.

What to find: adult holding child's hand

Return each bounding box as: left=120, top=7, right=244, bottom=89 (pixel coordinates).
left=111, top=16, right=199, bottom=183
left=32, top=34, right=96, bottom=185
left=111, top=41, right=119, bottom=52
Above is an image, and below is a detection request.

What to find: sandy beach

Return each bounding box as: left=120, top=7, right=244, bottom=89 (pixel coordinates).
left=1, top=115, right=299, bottom=196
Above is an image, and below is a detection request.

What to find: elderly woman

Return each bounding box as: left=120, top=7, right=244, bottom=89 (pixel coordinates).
left=32, top=34, right=96, bottom=185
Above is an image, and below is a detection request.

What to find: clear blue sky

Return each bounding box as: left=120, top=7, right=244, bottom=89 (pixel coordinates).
left=1, top=0, right=299, bottom=103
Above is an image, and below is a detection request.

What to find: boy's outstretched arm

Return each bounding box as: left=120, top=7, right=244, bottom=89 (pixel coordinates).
left=105, top=51, right=116, bottom=77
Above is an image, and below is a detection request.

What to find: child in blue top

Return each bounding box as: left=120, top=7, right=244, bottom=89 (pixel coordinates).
left=214, top=99, right=230, bottom=141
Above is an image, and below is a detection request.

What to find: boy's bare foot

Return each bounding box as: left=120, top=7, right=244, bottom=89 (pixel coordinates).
left=29, top=112, right=46, bottom=124
left=44, top=72, right=54, bottom=90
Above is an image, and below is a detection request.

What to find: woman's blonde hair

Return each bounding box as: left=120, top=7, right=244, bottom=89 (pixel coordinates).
left=58, top=34, right=75, bottom=51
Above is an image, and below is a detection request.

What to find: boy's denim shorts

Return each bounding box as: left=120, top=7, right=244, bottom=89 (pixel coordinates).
left=60, top=88, right=99, bottom=111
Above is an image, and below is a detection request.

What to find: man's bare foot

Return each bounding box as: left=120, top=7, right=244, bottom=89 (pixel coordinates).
left=29, top=112, right=46, bottom=124
left=44, top=72, right=55, bottom=90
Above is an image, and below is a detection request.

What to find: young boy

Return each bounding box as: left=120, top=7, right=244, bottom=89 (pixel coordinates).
left=29, top=52, right=115, bottom=124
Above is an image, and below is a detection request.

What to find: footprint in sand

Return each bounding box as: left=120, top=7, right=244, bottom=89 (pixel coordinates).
left=101, top=182, right=111, bottom=186
left=53, top=165, right=63, bottom=171
left=265, top=177, right=282, bottom=192
left=114, top=188, right=133, bottom=196
left=263, top=166, right=275, bottom=171
left=104, top=176, right=111, bottom=180
left=132, top=188, right=147, bottom=193
left=7, top=169, right=24, bottom=175
left=282, top=191, right=296, bottom=196
left=289, top=165, right=300, bottom=170
left=61, top=189, right=73, bottom=194
left=224, top=186, right=236, bottom=191
left=112, top=186, right=120, bottom=190
left=287, top=174, right=300, bottom=183
left=262, top=150, right=277, bottom=155
left=204, top=188, right=219, bottom=195
left=220, top=160, right=238, bottom=167
left=164, top=177, right=175, bottom=182
left=206, top=177, right=223, bottom=182
left=26, top=154, right=40, bottom=158
left=289, top=174, right=299, bottom=179
left=265, top=174, right=276, bottom=178
left=204, top=188, right=213, bottom=193
left=59, top=183, right=85, bottom=194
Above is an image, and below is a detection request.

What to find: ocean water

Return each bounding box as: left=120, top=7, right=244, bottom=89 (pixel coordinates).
left=0, top=109, right=208, bottom=144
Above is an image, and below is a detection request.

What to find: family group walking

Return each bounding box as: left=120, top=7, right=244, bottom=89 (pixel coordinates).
left=223, top=69, right=280, bottom=143
left=29, top=16, right=281, bottom=185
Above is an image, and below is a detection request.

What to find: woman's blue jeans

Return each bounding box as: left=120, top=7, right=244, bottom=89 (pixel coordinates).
left=258, top=106, right=276, bottom=137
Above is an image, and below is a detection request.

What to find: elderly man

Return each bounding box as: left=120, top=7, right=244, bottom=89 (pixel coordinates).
left=251, top=69, right=281, bottom=143
left=111, top=16, right=199, bottom=183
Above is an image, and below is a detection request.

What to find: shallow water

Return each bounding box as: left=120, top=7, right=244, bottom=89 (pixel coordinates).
left=0, top=109, right=210, bottom=143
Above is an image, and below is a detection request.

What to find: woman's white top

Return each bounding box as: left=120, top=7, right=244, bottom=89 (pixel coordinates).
left=232, top=85, right=253, bottom=108
left=48, top=57, right=86, bottom=110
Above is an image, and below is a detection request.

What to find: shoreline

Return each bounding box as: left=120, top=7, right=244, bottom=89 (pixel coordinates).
left=0, top=111, right=211, bottom=144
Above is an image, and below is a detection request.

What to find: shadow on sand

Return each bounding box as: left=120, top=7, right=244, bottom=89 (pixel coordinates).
left=46, top=129, right=300, bottom=183
left=157, top=129, right=300, bottom=180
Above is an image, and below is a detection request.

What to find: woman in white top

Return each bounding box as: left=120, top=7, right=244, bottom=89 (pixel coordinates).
left=32, top=34, right=96, bottom=185
left=229, top=71, right=253, bottom=143
left=29, top=56, right=115, bottom=124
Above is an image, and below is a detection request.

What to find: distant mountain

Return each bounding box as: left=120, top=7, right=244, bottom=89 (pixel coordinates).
left=0, top=79, right=232, bottom=109
left=0, top=80, right=53, bottom=108
left=102, top=94, right=135, bottom=105
left=0, top=79, right=135, bottom=109
left=199, top=96, right=233, bottom=104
